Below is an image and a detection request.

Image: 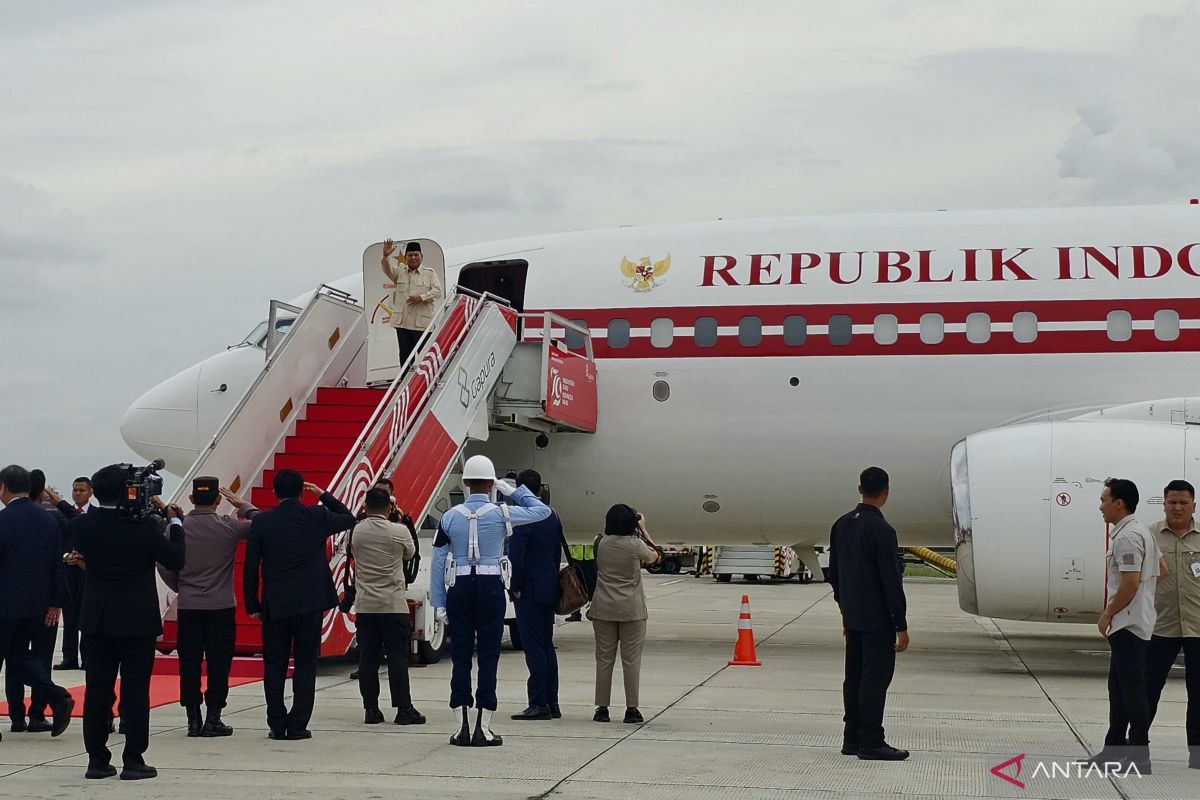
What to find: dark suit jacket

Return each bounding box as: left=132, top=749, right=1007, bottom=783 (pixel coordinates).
left=243, top=493, right=356, bottom=620
left=69, top=508, right=185, bottom=637
left=509, top=509, right=563, bottom=606
left=828, top=503, right=908, bottom=632
left=0, top=498, right=68, bottom=620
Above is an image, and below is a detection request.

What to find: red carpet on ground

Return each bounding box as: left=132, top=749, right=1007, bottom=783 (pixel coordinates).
left=1, top=674, right=263, bottom=718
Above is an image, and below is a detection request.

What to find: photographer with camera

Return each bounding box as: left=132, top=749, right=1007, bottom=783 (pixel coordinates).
left=589, top=505, right=661, bottom=725
left=69, top=463, right=185, bottom=781
left=0, top=465, right=76, bottom=742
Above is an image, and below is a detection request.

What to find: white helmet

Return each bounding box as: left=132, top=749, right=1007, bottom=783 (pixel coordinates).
left=461, top=454, right=497, bottom=482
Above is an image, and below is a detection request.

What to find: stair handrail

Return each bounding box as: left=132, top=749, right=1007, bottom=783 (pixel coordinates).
left=326, top=288, right=511, bottom=509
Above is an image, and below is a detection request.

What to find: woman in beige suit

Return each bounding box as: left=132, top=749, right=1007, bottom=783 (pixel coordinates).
left=588, top=504, right=661, bottom=723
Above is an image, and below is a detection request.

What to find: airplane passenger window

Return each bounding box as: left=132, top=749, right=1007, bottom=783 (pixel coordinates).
left=608, top=318, right=630, bottom=349
left=1013, top=312, right=1038, bottom=343
left=829, top=315, right=852, bottom=346
left=966, top=312, right=990, bottom=344
left=1106, top=310, right=1132, bottom=342
left=1155, top=309, right=1180, bottom=341
left=738, top=316, right=762, bottom=347
left=564, top=320, right=587, bottom=351
left=783, top=316, right=807, bottom=346
left=919, top=313, right=944, bottom=345
left=873, top=314, right=898, bottom=345
left=651, top=318, right=674, bottom=349
left=694, top=317, right=718, bottom=348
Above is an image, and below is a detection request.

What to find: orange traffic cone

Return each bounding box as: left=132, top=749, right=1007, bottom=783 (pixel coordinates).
left=728, top=594, right=761, bottom=666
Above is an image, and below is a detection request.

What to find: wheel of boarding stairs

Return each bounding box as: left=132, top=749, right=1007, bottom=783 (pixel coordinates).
left=715, top=573, right=732, bottom=583
left=417, top=617, right=449, bottom=664
left=662, top=558, right=681, bottom=575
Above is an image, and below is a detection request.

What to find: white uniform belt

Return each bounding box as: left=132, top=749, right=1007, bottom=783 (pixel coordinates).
left=456, top=564, right=501, bottom=576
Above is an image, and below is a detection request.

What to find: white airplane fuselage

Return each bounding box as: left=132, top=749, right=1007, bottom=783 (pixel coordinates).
left=124, top=204, right=1200, bottom=551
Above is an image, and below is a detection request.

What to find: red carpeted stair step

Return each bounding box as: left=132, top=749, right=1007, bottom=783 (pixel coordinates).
left=295, top=420, right=366, bottom=439
left=282, top=436, right=358, bottom=456
left=260, top=469, right=335, bottom=489
left=274, top=452, right=346, bottom=472
left=304, top=403, right=376, bottom=423
left=314, top=387, right=385, bottom=406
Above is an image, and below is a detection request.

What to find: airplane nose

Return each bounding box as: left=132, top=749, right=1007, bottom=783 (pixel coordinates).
left=120, top=363, right=202, bottom=475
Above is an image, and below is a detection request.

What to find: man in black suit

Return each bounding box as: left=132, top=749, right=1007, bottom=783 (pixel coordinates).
left=828, top=466, right=910, bottom=762
left=243, top=469, right=355, bottom=740
left=5, top=470, right=71, bottom=733
left=0, top=464, right=75, bottom=742
left=508, top=469, right=564, bottom=721
left=69, top=464, right=185, bottom=780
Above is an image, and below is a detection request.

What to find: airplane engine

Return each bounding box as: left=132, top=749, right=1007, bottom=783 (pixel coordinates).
left=952, top=416, right=1192, bottom=622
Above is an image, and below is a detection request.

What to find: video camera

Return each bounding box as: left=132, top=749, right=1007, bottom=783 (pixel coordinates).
left=116, top=459, right=166, bottom=519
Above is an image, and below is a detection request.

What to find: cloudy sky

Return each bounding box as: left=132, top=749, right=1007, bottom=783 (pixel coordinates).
left=2, top=0, right=1198, bottom=490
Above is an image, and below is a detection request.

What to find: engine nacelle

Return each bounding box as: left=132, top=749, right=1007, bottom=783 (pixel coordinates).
left=953, top=416, right=1193, bottom=622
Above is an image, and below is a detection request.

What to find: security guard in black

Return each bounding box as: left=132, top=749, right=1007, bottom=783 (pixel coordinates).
left=828, top=497, right=909, bottom=761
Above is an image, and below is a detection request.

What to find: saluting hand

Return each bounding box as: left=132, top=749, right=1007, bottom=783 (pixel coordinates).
left=220, top=487, right=248, bottom=509
left=303, top=482, right=325, bottom=497
left=44, top=486, right=64, bottom=505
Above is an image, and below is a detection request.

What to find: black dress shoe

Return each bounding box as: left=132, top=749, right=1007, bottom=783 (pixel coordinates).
left=858, top=744, right=910, bottom=761
left=27, top=718, right=53, bottom=733
left=550, top=704, right=562, bottom=719
left=593, top=706, right=610, bottom=722
left=120, top=764, right=158, bottom=780
left=364, top=708, right=385, bottom=724
left=201, top=719, right=234, bottom=737
left=623, top=708, right=644, bottom=724
left=54, top=661, right=80, bottom=671
left=10, top=719, right=26, bottom=733
left=349, top=670, right=359, bottom=680
left=841, top=742, right=860, bottom=756
left=51, top=696, right=75, bottom=737
left=285, top=729, right=312, bottom=740
left=393, top=707, right=426, bottom=725
left=267, top=729, right=287, bottom=740
left=511, top=705, right=553, bottom=721
left=85, top=764, right=117, bottom=779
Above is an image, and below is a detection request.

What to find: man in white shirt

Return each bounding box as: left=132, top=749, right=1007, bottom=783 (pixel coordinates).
left=380, top=239, right=443, bottom=368
left=1083, top=478, right=1163, bottom=773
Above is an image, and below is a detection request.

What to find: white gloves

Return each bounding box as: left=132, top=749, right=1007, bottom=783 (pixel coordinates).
left=494, top=479, right=516, bottom=497
left=435, top=607, right=449, bottom=624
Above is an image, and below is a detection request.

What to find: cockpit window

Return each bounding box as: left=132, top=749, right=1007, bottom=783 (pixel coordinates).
left=237, top=317, right=295, bottom=349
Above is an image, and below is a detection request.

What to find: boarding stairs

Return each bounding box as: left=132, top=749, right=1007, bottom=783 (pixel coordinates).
left=161, top=283, right=597, bottom=658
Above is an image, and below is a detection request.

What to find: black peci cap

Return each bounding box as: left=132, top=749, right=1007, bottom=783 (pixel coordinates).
left=192, top=476, right=220, bottom=505
left=405, top=241, right=422, bottom=253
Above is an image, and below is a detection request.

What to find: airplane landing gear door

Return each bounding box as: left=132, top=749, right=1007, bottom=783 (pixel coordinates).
left=363, top=239, right=446, bottom=385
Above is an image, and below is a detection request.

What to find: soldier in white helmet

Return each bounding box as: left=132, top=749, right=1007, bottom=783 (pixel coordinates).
left=431, top=455, right=550, bottom=746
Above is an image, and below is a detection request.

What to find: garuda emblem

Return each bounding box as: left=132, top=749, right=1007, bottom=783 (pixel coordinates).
left=621, top=254, right=671, bottom=293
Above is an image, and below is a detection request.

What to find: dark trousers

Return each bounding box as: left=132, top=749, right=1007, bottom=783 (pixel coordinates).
left=843, top=629, right=897, bottom=749
left=1105, top=628, right=1150, bottom=747
left=5, top=618, right=58, bottom=720
left=261, top=610, right=321, bottom=733
left=446, top=575, right=505, bottom=710
left=395, top=327, right=422, bottom=368
left=177, top=607, right=236, bottom=713
left=1146, top=635, right=1200, bottom=747
left=82, top=633, right=156, bottom=768
left=515, top=596, right=558, bottom=707
left=61, top=567, right=85, bottom=666
left=356, top=613, right=412, bottom=709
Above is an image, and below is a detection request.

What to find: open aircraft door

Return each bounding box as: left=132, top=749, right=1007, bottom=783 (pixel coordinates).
left=363, top=238, right=446, bottom=385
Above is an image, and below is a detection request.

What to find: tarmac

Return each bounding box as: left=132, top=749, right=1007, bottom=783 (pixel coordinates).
left=1, top=576, right=1197, bottom=800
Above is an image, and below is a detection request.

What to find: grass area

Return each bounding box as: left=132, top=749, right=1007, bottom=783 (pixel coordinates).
left=903, top=564, right=955, bottom=579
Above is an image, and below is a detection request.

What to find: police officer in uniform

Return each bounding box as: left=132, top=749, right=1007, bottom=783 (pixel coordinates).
left=431, top=455, right=550, bottom=747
